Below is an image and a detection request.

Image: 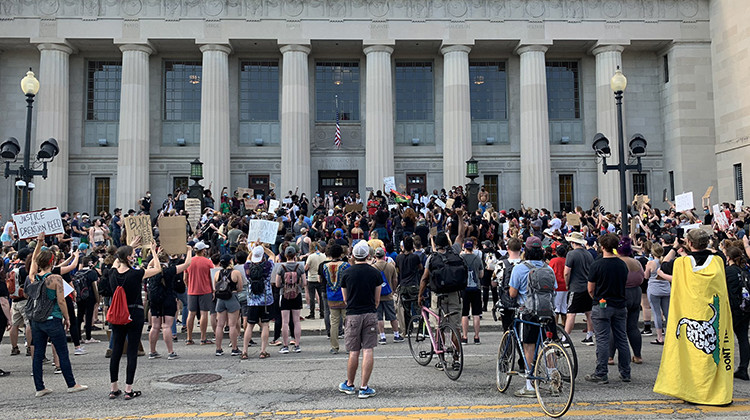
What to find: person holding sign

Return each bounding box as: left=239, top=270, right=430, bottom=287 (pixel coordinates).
left=2, top=217, right=16, bottom=246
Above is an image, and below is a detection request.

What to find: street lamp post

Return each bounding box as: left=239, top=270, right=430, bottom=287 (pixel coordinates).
left=592, top=66, right=648, bottom=235
left=188, top=158, right=205, bottom=211
left=2, top=69, right=60, bottom=213
left=465, top=157, right=479, bottom=213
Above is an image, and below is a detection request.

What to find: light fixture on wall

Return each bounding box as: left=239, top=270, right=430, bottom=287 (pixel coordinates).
left=333, top=66, right=343, bottom=85
left=176, top=138, right=186, bottom=146
left=560, top=136, right=570, bottom=144
left=98, top=138, right=108, bottom=147
left=485, top=137, right=495, bottom=145
left=411, top=138, right=420, bottom=146
left=254, top=138, right=264, bottom=146
left=473, top=75, right=485, bottom=85
left=188, top=75, right=200, bottom=85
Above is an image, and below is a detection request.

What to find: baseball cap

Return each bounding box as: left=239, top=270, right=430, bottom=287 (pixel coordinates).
left=194, top=241, right=210, bottom=251
left=525, top=236, right=542, bottom=249
left=250, top=246, right=264, bottom=263
left=352, top=241, right=371, bottom=260
left=374, top=247, right=386, bottom=258
left=78, top=243, right=89, bottom=251
left=284, top=246, right=297, bottom=257
left=463, top=240, right=474, bottom=250
left=220, top=254, right=232, bottom=265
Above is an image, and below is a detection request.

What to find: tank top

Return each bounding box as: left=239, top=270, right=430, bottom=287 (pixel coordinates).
left=92, top=227, right=105, bottom=243
left=647, top=260, right=671, bottom=296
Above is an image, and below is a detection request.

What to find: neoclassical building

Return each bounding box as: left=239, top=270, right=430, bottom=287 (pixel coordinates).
left=0, top=0, right=747, bottom=217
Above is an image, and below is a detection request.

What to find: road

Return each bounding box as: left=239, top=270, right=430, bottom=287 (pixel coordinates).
left=1, top=318, right=749, bottom=420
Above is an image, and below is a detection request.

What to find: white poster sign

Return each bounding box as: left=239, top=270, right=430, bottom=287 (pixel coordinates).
left=674, top=192, right=694, bottom=213
left=12, top=207, right=64, bottom=240
left=435, top=199, right=447, bottom=209
left=713, top=204, right=730, bottom=231
left=247, top=219, right=279, bottom=244
left=268, top=199, right=280, bottom=214
left=282, top=198, right=293, bottom=205
left=184, top=198, right=201, bottom=230
left=736, top=200, right=744, bottom=210
left=683, top=223, right=701, bottom=232
left=383, top=176, right=396, bottom=193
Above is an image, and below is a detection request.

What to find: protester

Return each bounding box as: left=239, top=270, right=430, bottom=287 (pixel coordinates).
left=460, top=240, right=483, bottom=345
left=564, top=231, right=595, bottom=345
left=147, top=247, right=192, bottom=360
left=213, top=254, right=242, bottom=357
left=725, top=244, right=749, bottom=381
left=275, top=247, right=306, bottom=354
left=644, top=244, right=670, bottom=345
left=321, top=244, right=350, bottom=353
left=242, top=245, right=275, bottom=359
left=371, top=247, right=403, bottom=345
left=185, top=241, right=215, bottom=345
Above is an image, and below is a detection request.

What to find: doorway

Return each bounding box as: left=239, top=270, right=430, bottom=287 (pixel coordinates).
left=406, top=173, right=427, bottom=196
left=318, top=170, right=359, bottom=198
left=249, top=174, right=269, bottom=198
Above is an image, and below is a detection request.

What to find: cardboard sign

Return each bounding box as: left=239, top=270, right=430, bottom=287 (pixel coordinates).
left=674, top=192, right=694, bottom=213
left=634, top=194, right=650, bottom=211
left=435, top=199, right=446, bottom=209
left=244, top=198, right=260, bottom=210
left=159, top=216, right=187, bottom=255
left=702, top=186, right=713, bottom=199
left=383, top=176, right=396, bottom=193
left=345, top=203, right=363, bottom=213
left=566, top=213, right=581, bottom=226
left=268, top=199, right=280, bottom=214
left=236, top=187, right=253, bottom=198
left=429, top=227, right=438, bottom=237
left=184, top=198, right=201, bottom=230
left=700, top=225, right=715, bottom=235
left=12, top=207, right=64, bottom=240
left=247, top=219, right=279, bottom=244
left=630, top=218, right=638, bottom=237
left=445, top=198, right=455, bottom=209
left=124, top=215, right=153, bottom=248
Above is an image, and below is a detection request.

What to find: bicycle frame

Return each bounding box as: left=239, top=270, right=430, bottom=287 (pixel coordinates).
left=505, top=316, right=554, bottom=381
left=419, top=305, right=446, bottom=357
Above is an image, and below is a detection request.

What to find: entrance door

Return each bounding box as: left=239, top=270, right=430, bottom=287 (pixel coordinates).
left=249, top=174, right=269, bottom=198
left=406, top=173, right=426, bottom=196
left=318, top=170, right=358, bottom=198
left=559, top=174, right=574, bottom=212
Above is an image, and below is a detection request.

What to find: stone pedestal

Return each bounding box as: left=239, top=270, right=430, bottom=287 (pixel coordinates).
left=199, top=44, right=232, bottom=194
left=279, top=44, right=311, bottom=195
left=441, top=45, right=472, bottom=190
left=364, top=45, right=394, bottom=191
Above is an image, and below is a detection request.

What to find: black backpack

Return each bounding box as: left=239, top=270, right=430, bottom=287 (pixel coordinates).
left=246, top=262, right=266, bottom=296
left=72, top=269, right=91, bottom=302
left=215, top=269, right=233, bottom=300
left=97, top=266, right=113, bottom=297
left=25, top=274, right=57, bottom=322
left=739, top=269, right=750, bottom=313
left=147, top=272, right=166, bottom=307
left=498, top=259, right=518, bottom=309
left=428, top=249, right=468, bottom=293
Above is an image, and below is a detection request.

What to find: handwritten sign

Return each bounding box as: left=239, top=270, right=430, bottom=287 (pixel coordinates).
left=12, top=208, right=64, bottom=240
left=435, top=199, right=446, bottom=209
left=159, top=216, right=187, bottom=255
left=429, top=227, right=438, bottom=237
left=124, top=215, right=153, bottom=248
left=345, top=203, right=363, bottom=213
left=674, top=192, right=694, bottom=213
left=184, top=198, right=201, bottom=231
left=236, top=188, right=253, bottom=199
left=445, top=198, right=455, bottom=209
left=244, top=198, right=259, bottom=211
left=383, top=176, right=396, bottom=193
left=268, top=199, right=280, bottom=214
left=247, top=219, right=279, bottom=244
left=736, top=200, right=744, bottom=210
left=566, top=213, right=581, bottom=226
left=713, top=204, right=730, bottom=231
left=683, top=223, right=701, bottom=232
left=702, top=186, right=713, bottom=199
left=282, top=198, right=293, bottom=205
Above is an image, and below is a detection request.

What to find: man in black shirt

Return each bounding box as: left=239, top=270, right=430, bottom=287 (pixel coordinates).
left=585, top=233, right=631, bottom=384
left=338, top=241, right=381, bottom=399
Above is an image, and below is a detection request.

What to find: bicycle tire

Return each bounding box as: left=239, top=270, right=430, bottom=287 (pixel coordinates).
left=555, top=324, right=578, bottom=380
left=533, top=342, right=574, bottom=418
left=496, top=330, right=515, bottom=393
left=407, top=314, right=433, bottom=366
left=438, top=324, right=463, bottom=381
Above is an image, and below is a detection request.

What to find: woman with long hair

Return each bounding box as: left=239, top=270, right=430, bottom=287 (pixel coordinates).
left=725, top=246, right=750, bottom=380
left=213, top=254, right=243, bottom=356
left=645, top=243, right=669, bottom=345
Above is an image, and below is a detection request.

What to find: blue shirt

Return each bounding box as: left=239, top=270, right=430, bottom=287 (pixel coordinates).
left=509, top=260, right=545, bottom=307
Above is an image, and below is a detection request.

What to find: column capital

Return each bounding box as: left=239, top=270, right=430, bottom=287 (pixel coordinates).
left=199, top=43, right=232, bottom=55
left=514, top=44, right=548, bottom=56
left=363, top=45, right=394, bottom=55
left=590, top=44, right=626, bottom=56
left=440, top=44, right=472, bottom=55
left=35, top=42, right=74, bottom=55
left=117, top=42, right=155, bottom=55
left=279, top=44, right=311, bottom=55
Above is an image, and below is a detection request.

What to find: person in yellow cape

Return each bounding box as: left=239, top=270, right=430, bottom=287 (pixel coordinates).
left=653, top=229, right=734, bottom=405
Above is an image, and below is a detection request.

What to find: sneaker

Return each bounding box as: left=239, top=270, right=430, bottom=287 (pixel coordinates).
left=378, top=337, right=387, bottom=345
left=74, top=347, right=87, bottom=356
left=358, top=386, right=376, bottom=399
left=620, top=375, right=632, bottom=383
left=249, top=339, right=257, bottom=347
left=148, top=352, right=161, bottom=359
left=54, top=367, right=62, bottom=375
left=293, top=345, right=301, bottom=353
left=338, top=333, right=345, bottom=339
left=10, top=346, right=20, bottom=356
left=231, top=349, right=242, bottom=357
left=67, top=384, right=88, bottom=393
left=35, top=388, right=53, bottom=397
left=137, top=349, right=145, bottom=357
left=338, top=381, right=356, bottom=395
left=734, top=370, right=750, bottom=381
left=279, top=346, right=290, bottom=354
left=26, top=347, right=31, bottom=356
left=83, top=338, right=101, bottom=344
left=641, top=328, right=653, bottom=336
left=393, top=335, right=405, bottom=343
left=167, top=352, right=180, bottom=360
left=172, top=335, right=178, bottom=342
left=215, top=349, right=224, bottom=356
left=514, top=387, right=537, bottom=398
left=474, top=338, right=481, bottom=345
left=329, top=348, right=339, bottom=354
left=581, top=337, right=594, bottom=346
left=460, top=337, right=468, bottom=344
left=584, top=374, right=609, bottom=384
left=305, top=314, right=316, bottom=320
left=105, top=348, right=112, bottom=358
left=435, top=362, right=444, bottom=371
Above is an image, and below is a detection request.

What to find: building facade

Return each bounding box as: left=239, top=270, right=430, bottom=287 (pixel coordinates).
left=0, top=0, right=746, bottom=218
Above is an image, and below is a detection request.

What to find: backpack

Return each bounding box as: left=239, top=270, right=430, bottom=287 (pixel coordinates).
left=72, top=269, right=91, bottom=303
left=147, top=273, right=166, bottom=307
left=214, top=269, right=233, bottom=300
left=24, top=273, right=57, bottom=322
left=428, top=249, right=468, bottom=293
left=282, top=266, right=301, bottom=300
left=523, top=261, right=557, bottom=318
left=246, top=262, right=266, bottom=296
left=107, top=273, right=132, bottom=325
left=6, top=262, right=25, bottom=300
left=379, top=269, right=393, bottom=296
left=498, top=259, right=518, bottom=309
left=97, top=266, right=113, bottom=298
left=740, top=269, right=750, bottom=313
left=463, top=253, right=481, bottom=291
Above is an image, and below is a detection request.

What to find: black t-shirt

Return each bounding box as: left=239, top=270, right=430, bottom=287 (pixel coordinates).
left=341, top=263, right=381, bottom=315
left=587, top=257, right=628, bottom=308
left=109, top=268, right=146, bottom=306
left=395, top=252, right=422, bottom=287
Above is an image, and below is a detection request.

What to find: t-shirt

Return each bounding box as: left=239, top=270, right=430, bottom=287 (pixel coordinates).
left=109, top=268, right=146, bottom=306
left=565, top=248, right=594, bottom=293
left=341, top=263, right=381, bottom=315
left=395, top=252, right=422, bottom=288
left=461, top=252, right=484, bottom=290
left=186, top=255, right=214, bottom=296
left=372, top=260, right=397, bottom=300
left=549, top=257, right=567, bottom=292
left=587, top=257, right=628, bottom=308
left=509, top=260, right=545, bottom=307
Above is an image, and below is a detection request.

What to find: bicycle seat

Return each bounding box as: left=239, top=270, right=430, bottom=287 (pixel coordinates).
left=538, top=316, right=554, bottom=323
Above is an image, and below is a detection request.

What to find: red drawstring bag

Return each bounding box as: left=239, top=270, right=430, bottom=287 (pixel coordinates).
left=107, top=276, right=131, bottom=325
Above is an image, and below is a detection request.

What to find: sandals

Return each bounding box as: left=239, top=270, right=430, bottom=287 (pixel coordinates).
left=108, top=390, right=122, bottom=399
left=259, top=352, right=270, bottom=359
left=200, top=339, right=214, bottom=345
left=651, top=339, right=664, bottom=345
left=241, top=352, right=249, bottom=360
left=123, top=390, right=142, bottom=400
left=632, top=356, right=643, bottom=364
left=185, top=339, right=195, bottom=346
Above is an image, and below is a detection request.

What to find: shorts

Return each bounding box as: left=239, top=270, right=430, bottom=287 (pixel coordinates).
left=279, top=295, right=303, bottom=311
left=567, top=291, right=593, bottom=314
left=150, top=297, right=177, bottom=318
left=434, top=291, right=461, bottom=332
left=345, top=312, right=378, bottom=351
left=376, top=300, right=397, bottom=321
left=11, top=300, right=28, bottom=327
left=518, top=312, right=557, bottom=344
left=215, top=295, right=241, bottom=313
left=246, top=306, right=272, bottom=324
left=554, top=291, right=569, bottom=314
left=188, top=293, right=214, bottom=312
left=461, top=289, right=482, bottom=317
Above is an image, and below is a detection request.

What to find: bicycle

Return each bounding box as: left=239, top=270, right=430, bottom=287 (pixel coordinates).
left=495, top=308, right=575, bottom=418
left=406, top=294, right=464, bottom=381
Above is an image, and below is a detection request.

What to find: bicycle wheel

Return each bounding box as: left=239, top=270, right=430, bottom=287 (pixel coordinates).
left=555, top=324, right=578, bottom=380
left=438, top=324, right=463, bottom=381
left=407, top=315, right=433, bottom=366
left=534, top=342, right=574, bottom=418
left=496, top=330, right=515, bottom=393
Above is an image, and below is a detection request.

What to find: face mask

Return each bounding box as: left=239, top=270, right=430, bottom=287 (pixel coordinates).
left=146, top=194, right=151, bottom=198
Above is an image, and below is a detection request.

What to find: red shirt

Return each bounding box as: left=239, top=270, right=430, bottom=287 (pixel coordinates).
left=186, top=255, right=214, bottom=296
left=549, top=257, right=567, bottom=292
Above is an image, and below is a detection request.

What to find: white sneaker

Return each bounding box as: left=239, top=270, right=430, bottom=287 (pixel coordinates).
left=35, top=388, right=53, bottom=397
left=74, top=348, right=87, bottom=356
left=67, top=385, right=88, bottom=393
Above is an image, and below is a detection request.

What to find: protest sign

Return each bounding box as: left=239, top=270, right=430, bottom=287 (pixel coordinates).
left=282, top=198, right=293, bottom=205
left=566, top=213, right=581, bottom=226
left=674, top=192, right=694, bottom=213
left=683, top=223, right=701, bottom=232
left=700, top=225, right=715, bottom=234
left=237, top=187, right=253, bottom=198
left=159, top=216, right=187, bottom=255
left=630, top=218, right=638, bottom=237
left=702, top=186, right=713, bottom=199
left=445, top=198, right=455, bottom=209
left=124, top=215, right=153, bottom=248
left=435, top=199, right=446, bottom=209
left=12, top=208, right=64, bottom=240
left=736, top=200, right=744, bottom=210
left=345, top=203, right=363, bottom=213
left=713, top=204, right=730, bottom=231
left=383, top=176, right=396, bottom=193
left=388, top=204, right=398, bottom=211
left=268, top=199, right=280, bottom=214
left=429, top=227, right=438, bottom=237
left=244, top=198, right=260, bottom=210
left=247, top=219, right=279, bottom=244
left=184, top=198, right=201, bottom=230
left=420, top=207, right=429, bottom=216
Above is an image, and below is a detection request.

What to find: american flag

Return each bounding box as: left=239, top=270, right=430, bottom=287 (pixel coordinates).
left=334, top=109, right=342, bottom=149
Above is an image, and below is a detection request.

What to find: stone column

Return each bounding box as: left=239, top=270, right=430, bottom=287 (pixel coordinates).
left=115, top=43, right=153, bottom=211
left=441, top=45, right=472, bottom=190
left=279, top=44, right=311, bottom=195
left=199, top=44, right=232, bottom=194
left=517, top=45, right=553, bottom=209
left=364, top=45, right=394, bottom=191
left=593, top=45, right=624, bottom=212
left=33, top=43, right=72, bottom=210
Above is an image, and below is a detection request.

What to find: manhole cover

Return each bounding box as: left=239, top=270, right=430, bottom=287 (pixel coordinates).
left=167, top=373, right=222, bottom=385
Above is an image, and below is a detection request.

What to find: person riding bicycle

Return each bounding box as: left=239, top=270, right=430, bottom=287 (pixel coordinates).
left=508, top=236, right=557, bottom=398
